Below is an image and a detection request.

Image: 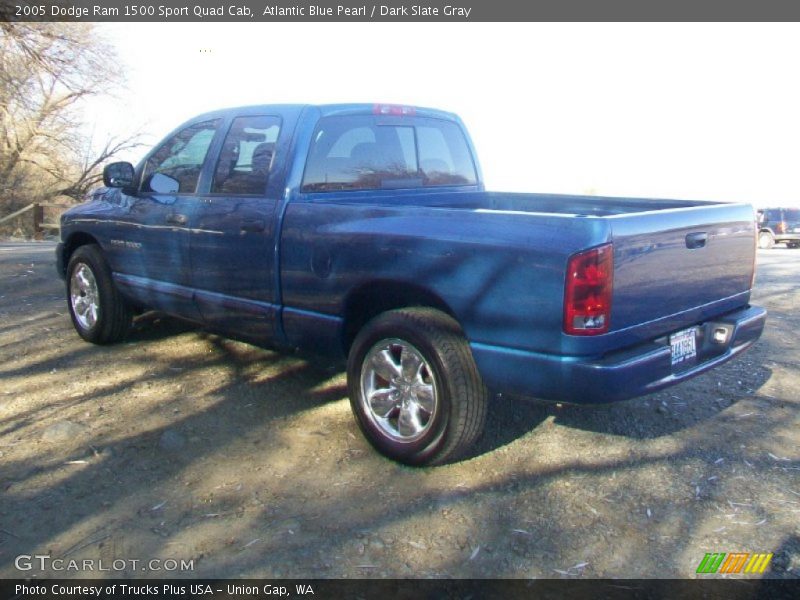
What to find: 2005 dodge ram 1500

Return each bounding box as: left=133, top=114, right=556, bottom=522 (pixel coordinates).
left=57, top=103, right=767, bottom=464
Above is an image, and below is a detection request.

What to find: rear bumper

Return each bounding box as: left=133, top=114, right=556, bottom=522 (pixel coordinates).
left=470, top=304, right=767, bottom=404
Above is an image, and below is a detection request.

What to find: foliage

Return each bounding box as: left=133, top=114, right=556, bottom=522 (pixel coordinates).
left=0, top=22, right=141, bottom=215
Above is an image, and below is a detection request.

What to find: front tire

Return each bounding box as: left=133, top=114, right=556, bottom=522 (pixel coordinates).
left=347, top=308, right=487, bottom=465
left=66, top=244, right=132, bottom=344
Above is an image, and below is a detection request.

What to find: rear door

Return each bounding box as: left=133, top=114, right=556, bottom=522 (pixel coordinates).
left=189, top=114, right=284, bottom=340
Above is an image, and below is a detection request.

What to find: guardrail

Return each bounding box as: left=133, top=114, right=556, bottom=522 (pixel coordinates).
left=0, top=203, right=65, bottom=238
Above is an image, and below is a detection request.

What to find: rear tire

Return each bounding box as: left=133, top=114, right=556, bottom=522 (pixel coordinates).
left=758, top=231, right=775, bottom=249
left=67, top=244, right=132, bottom=344
left=347, top=307, right=487, bottom=466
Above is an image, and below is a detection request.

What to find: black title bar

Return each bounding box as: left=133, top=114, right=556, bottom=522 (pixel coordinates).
left=1, top=579, right=799, bottom=600
left=4, top=0, right=800, bottom=22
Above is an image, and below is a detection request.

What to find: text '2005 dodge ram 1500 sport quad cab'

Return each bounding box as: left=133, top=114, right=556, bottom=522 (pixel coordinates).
left=57, top=103, right=767, bottom=465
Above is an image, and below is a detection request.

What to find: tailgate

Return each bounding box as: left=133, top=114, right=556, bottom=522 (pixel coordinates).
left=609, top=202, right=756, bottom=332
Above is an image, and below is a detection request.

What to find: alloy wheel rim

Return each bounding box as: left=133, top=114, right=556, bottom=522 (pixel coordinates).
left=70, top=264, right=100, bottom=331
left=360, top=339, right=438, bottom=442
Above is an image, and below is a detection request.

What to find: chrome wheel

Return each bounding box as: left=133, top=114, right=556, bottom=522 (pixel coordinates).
left=360, top=339, right=438, bottom=442
left=70, top=264, right=99, bottom=331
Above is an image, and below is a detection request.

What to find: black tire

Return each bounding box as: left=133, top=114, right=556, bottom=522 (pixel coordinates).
left=758, top=231, right=775, bottom=250
left=787, top=242, right=800, bottom=249
left=66, top=244, right=132, bottom=344
left=347, top=307, right=487, bottom=466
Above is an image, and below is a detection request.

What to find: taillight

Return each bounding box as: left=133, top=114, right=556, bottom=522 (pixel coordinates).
left=564, top=243, right=613, bottom=335
left=373, top=104, right=416, bottom=116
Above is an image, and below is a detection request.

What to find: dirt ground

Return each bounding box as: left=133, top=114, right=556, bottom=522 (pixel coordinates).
left=0, top=241, right=798, bottom=580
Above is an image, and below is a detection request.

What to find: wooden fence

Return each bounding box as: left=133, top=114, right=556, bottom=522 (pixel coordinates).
left=0, top=203, right=65, bottom=239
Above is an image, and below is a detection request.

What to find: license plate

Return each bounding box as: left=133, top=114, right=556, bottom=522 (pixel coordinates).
left=670, top=327, right=697, bottom=367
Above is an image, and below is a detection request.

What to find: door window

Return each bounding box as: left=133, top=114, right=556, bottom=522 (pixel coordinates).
left=142, top=120, right=220, bottom=194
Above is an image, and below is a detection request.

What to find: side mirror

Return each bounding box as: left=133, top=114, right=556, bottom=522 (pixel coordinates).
left=103, top=162, right=136, bottom=189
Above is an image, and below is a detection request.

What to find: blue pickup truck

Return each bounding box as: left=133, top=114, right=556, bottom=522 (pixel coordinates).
left=57, top=103, right=767, bottom=464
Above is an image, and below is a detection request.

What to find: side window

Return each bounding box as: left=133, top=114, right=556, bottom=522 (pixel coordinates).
left=301, top=116, right=476, bottom=192
left=142, top=119, right=220, bottom=194
left=212, top=116, right=282, bottom=195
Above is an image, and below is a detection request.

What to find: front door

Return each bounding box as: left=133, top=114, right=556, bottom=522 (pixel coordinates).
left=110, top=118, right=221, bottom=320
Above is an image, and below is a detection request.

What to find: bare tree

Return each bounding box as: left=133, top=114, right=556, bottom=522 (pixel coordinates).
left=0, top=22, right=142, bottom=211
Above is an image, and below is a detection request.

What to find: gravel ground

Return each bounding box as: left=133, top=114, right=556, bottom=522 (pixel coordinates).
left=0, top=241, right=798, bottom=579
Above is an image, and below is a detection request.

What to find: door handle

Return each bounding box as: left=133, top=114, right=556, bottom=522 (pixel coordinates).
left=685, top=232, right=708, bottom=249
left=240, top=219, right=266, bottom=233
left=165, top=213, right=187, bottom=226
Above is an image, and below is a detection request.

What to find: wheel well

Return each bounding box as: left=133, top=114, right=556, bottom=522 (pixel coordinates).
left=342, top=281, right=456, bottom=352
left=60, top=232, right=100, bottom=277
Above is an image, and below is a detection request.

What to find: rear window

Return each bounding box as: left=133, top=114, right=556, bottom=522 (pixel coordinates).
left=301, top=116, right=477, bottom=192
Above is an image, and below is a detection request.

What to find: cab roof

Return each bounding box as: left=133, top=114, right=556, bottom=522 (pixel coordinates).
left=189, top=103, right=460, bottom=123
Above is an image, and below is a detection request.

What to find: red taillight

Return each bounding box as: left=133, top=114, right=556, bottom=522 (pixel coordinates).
left=372, top=104, right=416, bottom=116
left=564, top=243, right=613, bottom=335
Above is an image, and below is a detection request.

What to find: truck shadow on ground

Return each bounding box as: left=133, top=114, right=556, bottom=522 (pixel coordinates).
left=129, top=311, right=202, bottom=341
left=547, top=360, right=773, bottom=440
left=463, top=361, right=773, bottom=460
